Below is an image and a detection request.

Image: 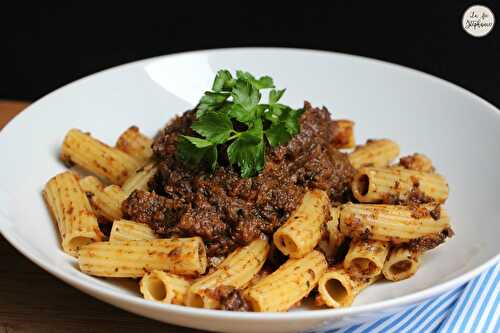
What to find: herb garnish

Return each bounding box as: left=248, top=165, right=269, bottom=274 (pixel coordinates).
left=177, top=70, right=304, bottom=178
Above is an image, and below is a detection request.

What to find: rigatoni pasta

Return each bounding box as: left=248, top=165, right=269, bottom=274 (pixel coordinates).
left=115, top=126, right=154, bottom=164
left=245, top=250, right=327, bottom=312
left=382, top=247, right=421, bottom=281
left=344, top=239, right=389, bottom=278
left=121, top=162, right=158, bottom=196
left=43, top=171, right=103, bottom=256
left=79, top=176, right=127, bottom=222
left=273, top=190, right=330, bottom=258
left=317, top=207, right=344, bottom=261
left=398, top=153, right=434, bottom=173
left=331, top=119, right=355, bottom=148
left=140, top=270, right=191, bottom=305
left=348, top=139, right=399, bottom=169
left=352, top=166, right=449, bottom=203
left=339, top=203, right=451, bottom=245
left=78, top=237, right=207, bottom=277
left=316, top=267, right=377, bottom=308
left=109, top=219, right=158, bottom=242
left=61, top=129, right=141, bottom=185
left=186, top=239, right=269, bottom=309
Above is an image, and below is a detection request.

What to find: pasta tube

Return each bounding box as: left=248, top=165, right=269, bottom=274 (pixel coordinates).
left=115, top=126, right=153, bottom=164
left=78, top=237, right=207, bottom=277
left=326, top=207, right=343, bottom=257
left=316, top=267, right=377, bottom=308
left=382, top=247, right=421, bottom=281
left=331, top=119, right=355, bottom=148
left=344, top=239, right=390, bottom=278
left=60, top=129, right=141, bottom=185
left=398, top=153, right=434, bottom=173
left=273, top=190, right=330, bottom=258
left=245, top=250, right=327, bottom=312
left=109, top=219, right=158, bottom=242
left=339, top=203, right=450, bottom=245
left=186, top=239, right=269, bottom=309
left=121, top=162, right=158, bottom=196
left=349, top=139, right=399, bottom=169
left=317, top=207, right=344, bottom=261
left=79, top=176, right=127, bottom=222
left=352, top=166, right=449, bottom=203
left=140, top=270, right=191, bottom=305
left=43, top=171, right=103, bottom=256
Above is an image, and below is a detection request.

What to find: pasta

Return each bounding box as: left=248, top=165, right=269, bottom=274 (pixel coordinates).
left=348, top=139, right=400, bottom=169
left=397, top=153, right=434, bottom=173
left=186, top=239, right=269, bottom=309
left=382, top=247, right=421, bottom=281
left=78, top=237, right=207, bottom=277
left=316, top=267, right=377, bottom=308
left=79, top=176, right=127, bottom=222
left=317, top=207, right=344, bottom=260
left=140, top=270, right=191, bottom=305
left=43, top=171, right=103, bottom=256
left=352, top=166, right=449, bottom=203
left=339, top=203, right=450, bottom=244
left=331, top=119, right=355, bottom=148
left=273, top=190, right=330, bottom=258
left=344, top=239, right=389, bottom=278
left=245, top=250, right=327, bottom=312
left=61, top=129, right=141, bottom=185
left=121, top=162, right=158, bottom=196
left=115, top=126, right=154, bottom=164
left=109, top=219, right=158, bottom=242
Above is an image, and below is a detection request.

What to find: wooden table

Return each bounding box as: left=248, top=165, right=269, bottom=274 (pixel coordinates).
left=0, top=101, right=204, bottom=333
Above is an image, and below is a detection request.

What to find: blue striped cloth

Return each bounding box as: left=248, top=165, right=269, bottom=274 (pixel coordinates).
left=321, top=261, right=499, bottom=333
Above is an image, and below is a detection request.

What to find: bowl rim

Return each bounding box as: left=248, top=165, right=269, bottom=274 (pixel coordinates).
left=1, top=47, right=499, bottom=321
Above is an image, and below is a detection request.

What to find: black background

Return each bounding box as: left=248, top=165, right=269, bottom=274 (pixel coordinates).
left=1, top=2, right=499, bottom=107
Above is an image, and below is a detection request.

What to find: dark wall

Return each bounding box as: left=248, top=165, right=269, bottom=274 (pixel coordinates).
left=2, top=2, right=499, bottom=107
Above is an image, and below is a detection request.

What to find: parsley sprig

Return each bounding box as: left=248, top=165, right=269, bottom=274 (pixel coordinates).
left=177, top=70, right=304, bottom=178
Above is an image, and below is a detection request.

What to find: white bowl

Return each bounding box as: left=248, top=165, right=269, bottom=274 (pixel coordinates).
left=1, top=48, right=499, bottom=333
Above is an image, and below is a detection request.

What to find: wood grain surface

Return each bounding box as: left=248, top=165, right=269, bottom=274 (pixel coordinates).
left=0, top=101, right=205, bottom=333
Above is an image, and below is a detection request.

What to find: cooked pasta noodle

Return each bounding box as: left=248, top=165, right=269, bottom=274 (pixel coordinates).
left=186, top=239, right=269, bottom=309
left=43, top=171, right=103, bottom=256
left=348, top=139, right=399, bottom=169
left=245, top=250, right=327, bottom=312
left=382, top=247, right=421, bottom=281
left=352, top=166, right=448, bottom=203
left=274, top=190, right=330, bottom=258
left=61, top=129, right=141, bottom=185
left=78, top=238, right=207, bottom=277
left=140, top=270, right=191, bottom=304
left=339, top=203, right=451, bottom=245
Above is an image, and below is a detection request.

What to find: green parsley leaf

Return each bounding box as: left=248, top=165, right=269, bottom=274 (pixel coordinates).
left=232, top=80, right=261, bottom=111
left=228, top=104, right=267, bottom=124
left=236, top=71, right=275, bottom=90
left=197, top=92, right=230, bottom=117
left=205, top=145, right=218, bottom=171
left=228, top=104, right=254, bottom=124
left=265, top=123, right=292, bottom=147
left=192, top=111, right=234, bottom=144
left=264, top=103, right=286, bottom=125
left=212, top=70, right=235, bottom=92
left=227, top=119, right=264, bottom=178
left=269, top=89, right=286, bottom=104
left=283, top=107, right=305, bottom=136
left=244, top=117, right=264, bottom=141
left=180, top=135, right=214, bottom=148
left=176, top=137, right=218, bottom=171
